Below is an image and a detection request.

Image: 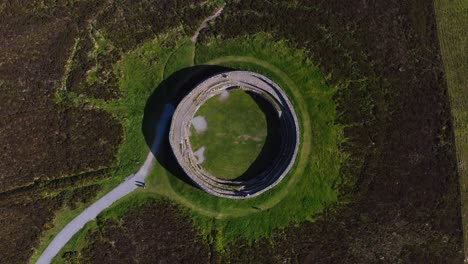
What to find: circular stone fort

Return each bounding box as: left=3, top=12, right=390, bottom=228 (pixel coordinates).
left=169, top=71, right=299, bottom=199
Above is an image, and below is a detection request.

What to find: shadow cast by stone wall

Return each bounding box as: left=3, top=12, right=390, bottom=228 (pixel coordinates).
left=234, top=91, right=283, bottom=181
left=142, top=65, right=231, bottom=186
left=142, top=66, right=285, bottom=188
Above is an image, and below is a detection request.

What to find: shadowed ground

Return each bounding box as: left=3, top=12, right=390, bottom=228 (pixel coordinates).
left=142, top=65, right=232, bottom=186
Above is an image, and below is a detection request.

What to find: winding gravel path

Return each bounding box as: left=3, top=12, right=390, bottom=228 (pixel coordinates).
left=191, top=4, right=225, bottom=43
left=36, top=104, right=174, bottom=264
left=36, top=8, right=227, bottom=262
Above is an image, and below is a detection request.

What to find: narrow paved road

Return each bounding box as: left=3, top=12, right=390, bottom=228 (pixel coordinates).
left=36, top=104, right=174, bottom=264
left=37, top=7, right=224, bottom=262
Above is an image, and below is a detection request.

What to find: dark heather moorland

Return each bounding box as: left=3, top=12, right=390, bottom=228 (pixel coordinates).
left=0, top=0, right=212, bottom=262
left=0, top=0, right=463, bottom=263
left=200, top=1, right=462, bottom=262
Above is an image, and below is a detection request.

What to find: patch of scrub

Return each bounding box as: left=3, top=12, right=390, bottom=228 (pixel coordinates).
left=192, top=116, right=207, bottom=132
left=194, top=146, right=206, bottom=164
left=218, top=90, right=229, bottom=101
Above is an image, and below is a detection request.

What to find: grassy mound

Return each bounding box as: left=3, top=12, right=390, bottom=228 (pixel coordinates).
left=190, top=89, right=268, bottom=179
left=163, top=34, right=344, bottom=245
left=49, top=31, right=346, bottom=259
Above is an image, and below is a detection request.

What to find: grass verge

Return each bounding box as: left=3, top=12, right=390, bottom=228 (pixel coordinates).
left=434, top=0, right=468, bottom=258
left=32, top=31, right=188, bottom=263
left=167, top=34, right=345, bottom=245
left=47, top=32, right=347, bottom=260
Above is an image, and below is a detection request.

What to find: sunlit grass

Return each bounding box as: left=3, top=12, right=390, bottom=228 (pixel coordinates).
left=48, top=32, right=346, bottom=260
left=190, top=89, right=268, bottom=179
left=105, top=33, right=345, bottom=245
left=434, top=0, right=468, bottom=257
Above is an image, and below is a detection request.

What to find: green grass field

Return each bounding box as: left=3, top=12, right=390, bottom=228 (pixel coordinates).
left=190, top=89, right=268, bottom=179
left=33, top=32, right=186, bottom=264
left=44, top=30, right=347, bottom=262
left=167, top=34, right=344, bottom=244
left=434, top=0, right=468, bottom=258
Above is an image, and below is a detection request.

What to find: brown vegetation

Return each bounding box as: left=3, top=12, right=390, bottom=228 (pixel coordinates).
left=66, top=0, right=463, bottom=262
left=202, top=0, right=463, bottom=262
left=0, top=0, right=214, bottom=262
left=0, top=184, right=101, bottom=263
left=75, top=199, right=210, bottom=264
left=0, top=0, right=462, bottom=262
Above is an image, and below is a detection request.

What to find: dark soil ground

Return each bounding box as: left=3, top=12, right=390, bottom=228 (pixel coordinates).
left=76, top=199, right=210, bottom=264
left=70, top=0, right=462, bottom=263
left=202, top=0, right=463, bottom=263
left=0, top=183, right=101, bottom=263
left=0, top=2, right=121, bottom=261
left=0, top=14, right=121, bottom=192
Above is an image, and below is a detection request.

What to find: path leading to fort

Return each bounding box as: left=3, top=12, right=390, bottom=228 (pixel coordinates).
left=36, top=105, right=174, bottom=264
left=35, top=29, right=316, bottom=263
left=191, top=4, right=225, bottom=43
left=35, top=8, right=228, bottom=262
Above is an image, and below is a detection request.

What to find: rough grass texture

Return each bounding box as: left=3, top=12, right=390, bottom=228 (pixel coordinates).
left=190, top=89, right=268, bottom=179
left=164, top=33, right=343, bottom=246
left=48, top=32, right=345, bottom=261
left=434, top=0, right=468, bottom=258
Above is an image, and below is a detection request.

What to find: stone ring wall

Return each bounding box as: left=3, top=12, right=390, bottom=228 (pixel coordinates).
left=169, top=71, right=300, bottom=199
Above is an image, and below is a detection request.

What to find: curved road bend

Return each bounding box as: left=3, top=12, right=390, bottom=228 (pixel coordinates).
left=36, top=104, right=174, bottom=264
